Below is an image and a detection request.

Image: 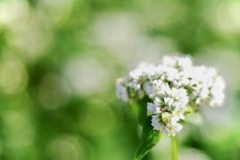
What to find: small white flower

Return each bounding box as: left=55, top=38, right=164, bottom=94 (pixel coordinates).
left=147, top=98, right=162, bottom=115
left=210, top=76, right=225, bottom=106
left=152, top=79, right=163, bottom=88
left=172, top=107, right=185, bottom=121
left=164, top=97, right=174, bottom=110
left=199, top=87, right=209, bottom=99
left=177, top=56, right=193, bottom=69
left=213, top=76, right=225, bottom=91
left=163, top=121, right=183, bottom=136
left=159, top=83, right=171, bottom=96
left=116, top=78, right=129, bottom=102
left=175, top=68, right=193, bottom=86
left=162, top=56, right=177, bottom=67
left=147, top=102, right=155, bottom=115
left=162, top=55, right=193, bottom=70
left=143, top=81, right=158, bottom=98
left=151, top=115, right=162, bottom=130
left=165, top=68, right=178, bottom=81
left=128, top=81, right=141, bottom=91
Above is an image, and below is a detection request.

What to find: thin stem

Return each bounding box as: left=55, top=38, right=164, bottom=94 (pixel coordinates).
left=171, top=135, right=178, bottom=160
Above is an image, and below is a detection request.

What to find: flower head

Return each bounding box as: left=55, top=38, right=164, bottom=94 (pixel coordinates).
left=116, top=55, right=225, bottom=135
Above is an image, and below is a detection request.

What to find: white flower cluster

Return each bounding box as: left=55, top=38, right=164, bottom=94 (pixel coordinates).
left=116, top=55, right=225, bottom=135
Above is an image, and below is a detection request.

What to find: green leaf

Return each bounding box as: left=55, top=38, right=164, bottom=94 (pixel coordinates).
left=134, top=116, right=163, bottom=160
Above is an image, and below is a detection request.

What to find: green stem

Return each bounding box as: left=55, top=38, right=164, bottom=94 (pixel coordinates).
left=171, top=135, right=178, bottom=160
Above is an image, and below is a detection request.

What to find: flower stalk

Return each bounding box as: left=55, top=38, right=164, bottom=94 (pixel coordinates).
left=171, top=135, right=178, bottom=160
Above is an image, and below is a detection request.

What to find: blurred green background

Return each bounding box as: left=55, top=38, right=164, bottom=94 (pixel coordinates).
left=0, top=0, right=240, bottom=160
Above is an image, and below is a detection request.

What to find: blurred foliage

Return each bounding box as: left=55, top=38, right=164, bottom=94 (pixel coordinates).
left=0, top=0, right=240, bottom=160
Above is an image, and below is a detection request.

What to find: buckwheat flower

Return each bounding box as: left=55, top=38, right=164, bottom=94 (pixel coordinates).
left=147, top=103, right=159, bottom=115
left=164, top=97, right=174, bottom=110
left=165, top=67, right=178, bottom=82
left=152, top=79, right=163, bottom=89
left=147, top=102, right=155, bottom=115
left=177, top=56, right=193, bottom=70
left=190, top=66, right=208, bottom=85
left=174, top=68, right=193, bottom=86
left=116, top=54, right=225, bottom=136
left=163, top=121, right=183, bottom=136
left=151, top=115, right=162, bottom=130
left=210, top=95, right=224, bottom=107
left=160, top=87, right=188, bottom=110
left=128, top=80, right=141, bottom=91
left=209, top=76, right=225, bottom=106
left=128, top=63, right=157, bottom=92
left=205, top=67, right=218, bottom=87
left=171, top=88, right=188, bottom=102
left=148, top=66, right=164, bottom=81
left=162, top=55, right=193, bottom=70
left=172, top=107, right=185, bottom=121
left=129, top=62, right=155, bottom=80
left=147, top=98, right=162, bottom=115
left=193, top=86, right=210, bottom=104
left=159, top=83, right=172, bottom=96
left=143, top=81, right=158, bottom=98
left=151, top=109, right=185, bottom=135
left=162, top=56, right=177, bottom=68
left=129, top=63, right=146, bottom=80
left=116, top=78, right=129, bottom=102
